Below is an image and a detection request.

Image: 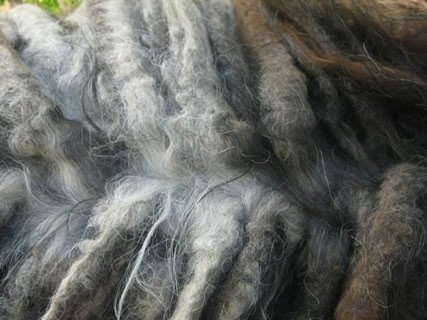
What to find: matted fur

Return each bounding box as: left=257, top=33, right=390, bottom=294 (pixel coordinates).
left=0, top=0, right=426, bottom=319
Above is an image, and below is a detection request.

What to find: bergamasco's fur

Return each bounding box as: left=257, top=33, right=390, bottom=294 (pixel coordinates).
left=0, top=0, right=426, bottom=319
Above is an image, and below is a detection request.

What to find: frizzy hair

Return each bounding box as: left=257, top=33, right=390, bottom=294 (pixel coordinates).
left=0, top=0, right=426, bottom=319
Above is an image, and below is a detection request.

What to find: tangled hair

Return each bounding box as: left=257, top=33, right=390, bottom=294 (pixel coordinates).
left=0, top=0, right=426, bottom=319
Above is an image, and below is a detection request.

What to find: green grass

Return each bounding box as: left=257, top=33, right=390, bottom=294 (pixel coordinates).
left=0, top=0, right=82, bottom=14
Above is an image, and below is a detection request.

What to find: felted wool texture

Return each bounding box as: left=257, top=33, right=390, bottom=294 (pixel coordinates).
left=0, top=0, right=426, bottom=319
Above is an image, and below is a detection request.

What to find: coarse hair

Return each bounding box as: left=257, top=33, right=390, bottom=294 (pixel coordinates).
left=0, top=0, right=426, bottom=319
